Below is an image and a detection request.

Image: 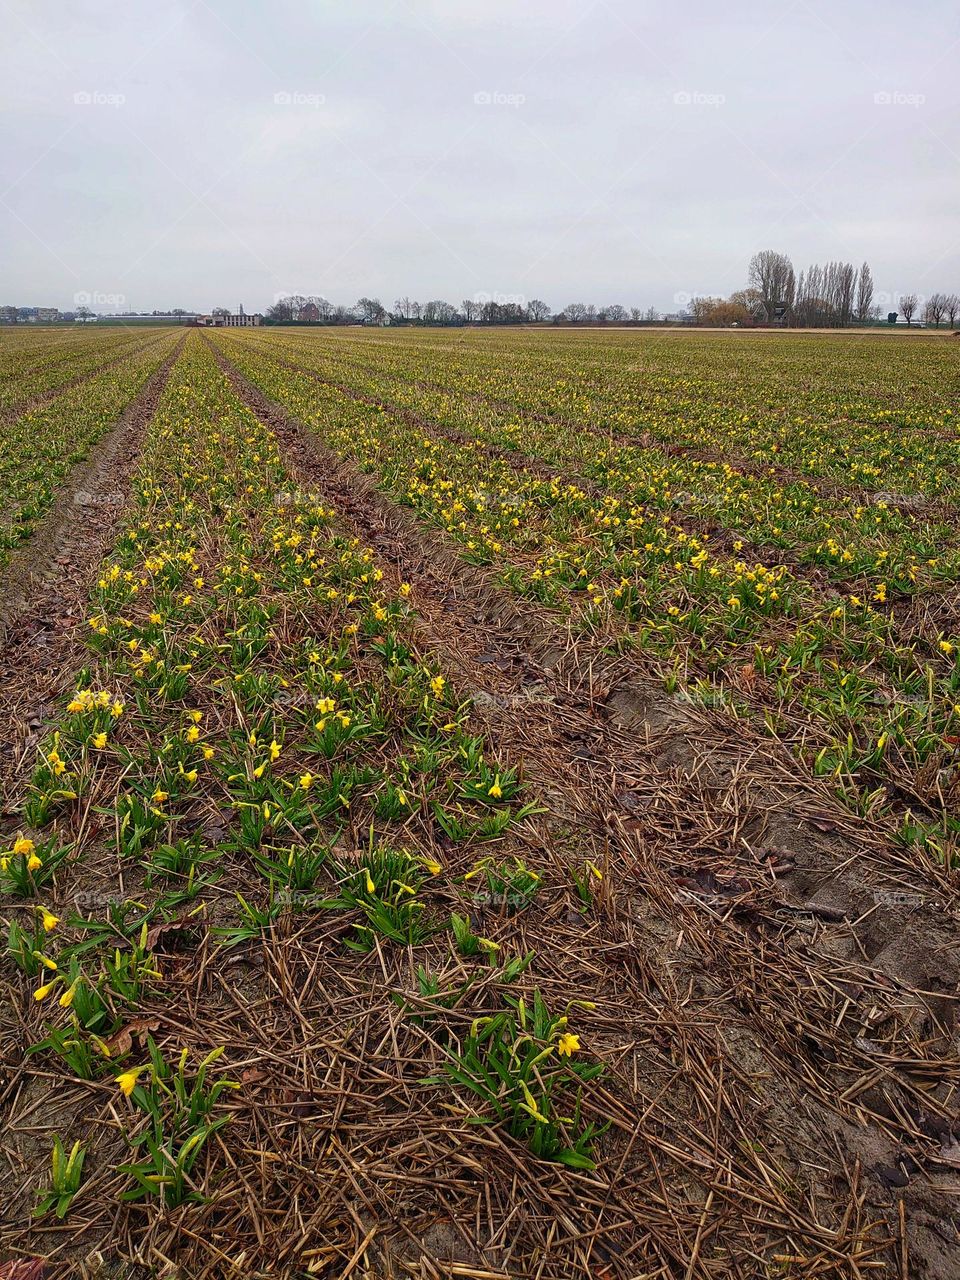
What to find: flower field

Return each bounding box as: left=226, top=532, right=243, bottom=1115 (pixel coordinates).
left=0, top=328, right=179, bottom=570
left=1, top=326, right=958, bottom=1279
left=212, top=325, right=960, bottom=861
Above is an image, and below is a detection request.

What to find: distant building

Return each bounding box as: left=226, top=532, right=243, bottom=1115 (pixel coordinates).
left=0, top=305, right=61, bottom=324
left=751, top=301, right=789, bottom=326
left=191, top=309, right=262, bottom=328
left=298, top=302, right=320, bottom=323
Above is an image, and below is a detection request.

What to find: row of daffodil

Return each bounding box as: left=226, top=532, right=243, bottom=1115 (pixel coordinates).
left=3, top=333, right=606, bottom=1204
left=238, top=325, right=960, bottom=587
left=0, top=329, right=180, bottom=566
left=211, top=330, right=960, bottom=858
left=275, top=323, right=959, bottom=493
left=0, top=325, right=163, bottom=413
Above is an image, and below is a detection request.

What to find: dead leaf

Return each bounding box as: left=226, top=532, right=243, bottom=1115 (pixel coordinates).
left=103, top=1016, right=161, bottom=1057
left=145, top=915, right=197, bottom=951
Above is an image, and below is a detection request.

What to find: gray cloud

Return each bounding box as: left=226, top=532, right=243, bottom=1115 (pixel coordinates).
left=2, top=0, right=958, bottom=312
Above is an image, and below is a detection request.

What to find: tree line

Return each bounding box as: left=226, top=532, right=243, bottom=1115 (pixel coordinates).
left=688, top=251, right=958, bottom=328
left=265, top=295, right=667, bottom=327
left=264, top=259, right=960, bottom=329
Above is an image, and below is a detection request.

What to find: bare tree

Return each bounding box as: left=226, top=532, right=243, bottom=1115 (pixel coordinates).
left=526, top=299, right=551, bottom=322
left=356, top=297, right=386, bottom=324
left=855, top=263, right=874, bottom=323
left=266, top=298, right=294, bottom=322
left=394, top=297, right=415, bottom=320
left=748, top=250, right=795, bottom=322
left=945, top=293, right=960, bottom=327
left=461, top=299, right=478, bottom=322
left=422, top=300, right=457, bottom=324
left=689, top=296, right=717, bottom=324
left=923, top=292, right=946, bottom=327
left=899, top=293, right=918, bottom=326
left=836, top=262, right=856, bottom=326
left=563, top=303, right=588, bottom=323
left=729, top=287, right=761, bottom=313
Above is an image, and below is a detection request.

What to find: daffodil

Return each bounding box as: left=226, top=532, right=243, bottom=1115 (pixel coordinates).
left=556, top=1032, right=581, bottom=1057
left=36, top=906, right=59, bottom=932
left=59, top=976, right=81, bottom=1008
left=115, top=1065, right=147, bottom=1098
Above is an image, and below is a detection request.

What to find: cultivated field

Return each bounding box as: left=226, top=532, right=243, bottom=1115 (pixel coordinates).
left=0, top=325, right=958, bottom=1279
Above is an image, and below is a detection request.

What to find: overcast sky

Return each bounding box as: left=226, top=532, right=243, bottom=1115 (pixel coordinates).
left=2, top=0, right=958, bottom=314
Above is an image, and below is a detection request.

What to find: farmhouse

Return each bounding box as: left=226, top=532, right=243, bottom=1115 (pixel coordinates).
left=751, top=300, right=789, bottom=326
